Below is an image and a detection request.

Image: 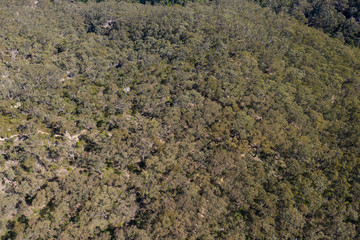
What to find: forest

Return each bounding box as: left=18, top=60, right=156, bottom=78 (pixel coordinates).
left=77, top=0, right=360, bottom=46
left=0, top=0, right=359, bottom=239
left=251, top=0, right=360, bottom=46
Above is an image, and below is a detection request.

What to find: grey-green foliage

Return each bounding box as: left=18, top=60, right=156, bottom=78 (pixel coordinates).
left=251, top=0, right=360, bottom=46
left=0, top=0, right=359, bottom=239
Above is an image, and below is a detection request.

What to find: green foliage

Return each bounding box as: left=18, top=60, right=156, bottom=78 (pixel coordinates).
left=251, top=0, right=360, bottom=46
left=0, top=0, right=359, bottom=239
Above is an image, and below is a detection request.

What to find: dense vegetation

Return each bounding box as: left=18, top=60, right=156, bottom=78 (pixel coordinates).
left=0, top=0, right=359, bottom=239
left=77, top=0, right=360, bottom=46
left=251, top=0, right=360, bottom=46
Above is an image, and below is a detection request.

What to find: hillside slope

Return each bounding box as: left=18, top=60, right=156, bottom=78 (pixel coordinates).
left=250, top=0, right=360, bottom=46
left=0, top=0, right=359, bottom=239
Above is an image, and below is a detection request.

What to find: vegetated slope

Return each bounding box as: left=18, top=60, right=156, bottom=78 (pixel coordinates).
left=0, top=0, right=359, bottom=239
left=76, top=0, right=360, bottom=47
left=250, top=0, right=360, bottom=47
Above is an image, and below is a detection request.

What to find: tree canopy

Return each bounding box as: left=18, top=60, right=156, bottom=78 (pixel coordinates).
left=0, top=0, right=359, bottom=239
